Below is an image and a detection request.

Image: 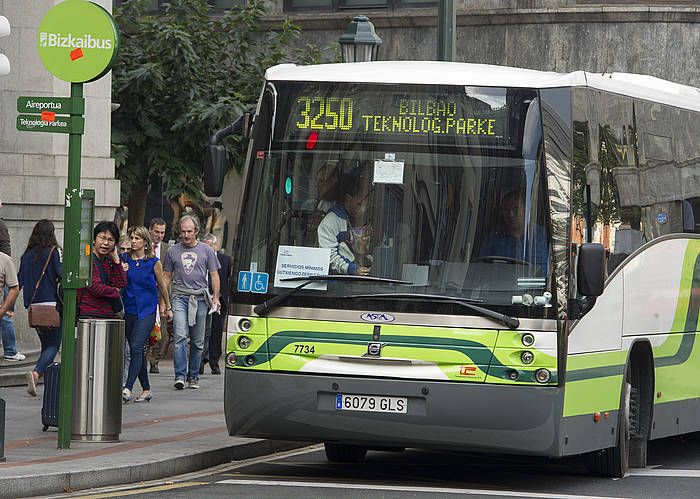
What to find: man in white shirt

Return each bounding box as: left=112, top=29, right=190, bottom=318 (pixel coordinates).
left=147, top=218, right=171, bottom=373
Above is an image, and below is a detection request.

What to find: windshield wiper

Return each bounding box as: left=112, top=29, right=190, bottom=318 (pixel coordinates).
left=343, top=292, right=520, bottom=329
left=253, top=275, right=411, bottom=316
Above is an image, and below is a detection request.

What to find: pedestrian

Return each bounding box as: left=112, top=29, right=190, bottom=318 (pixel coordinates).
left=77, top=221, right=126, bottom=318
left=163, top=215, right=220, bottom=390
left=146, top=218, right=171, bottom=374
left=120, top=226, right=172, bottom=403
left=119, top=235, right=131, bottom=384
left=118, top=234, right=130, bottom=253
left=0, top=244, right=20, bottom=368
left=0, top=199, right=25, bottom=361
left=18, top=220, right=62, bottom=396
left=200, top=233, right=231, bottom=375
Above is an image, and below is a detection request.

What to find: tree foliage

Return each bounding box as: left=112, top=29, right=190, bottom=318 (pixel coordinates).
left=111, top=0, right=335, bottom=223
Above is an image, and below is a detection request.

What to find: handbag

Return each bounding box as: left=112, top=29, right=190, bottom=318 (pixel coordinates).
left=28, top=247, right=61, bottom=328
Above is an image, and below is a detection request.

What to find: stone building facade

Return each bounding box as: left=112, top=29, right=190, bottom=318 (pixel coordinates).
left=0, top=0, right=119, bottom=361
left=265, top=0, right=700, bottom=88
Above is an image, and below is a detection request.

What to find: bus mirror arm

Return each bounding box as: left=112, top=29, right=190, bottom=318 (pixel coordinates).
left=203, top=112, right=252, bottom=198
left=209, top=112, right=253, bottom=145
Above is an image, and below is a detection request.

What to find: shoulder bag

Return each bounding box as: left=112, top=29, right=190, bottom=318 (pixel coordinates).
left=28, top=247, right=61, bottom=328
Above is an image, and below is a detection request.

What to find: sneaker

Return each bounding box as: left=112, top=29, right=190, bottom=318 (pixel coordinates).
left=174, top=378, right=185, bottom=390
left=122, top=387, right=132, bottom=403
left=187, top=379, right=200, bottom=389
left=4, top=352, right=25, bottom=361
left=26, top=371, right=36, bottom=397
left=149, top=362, right=159, bottom=374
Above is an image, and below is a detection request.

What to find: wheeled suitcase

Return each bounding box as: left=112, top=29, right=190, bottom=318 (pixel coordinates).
left=41, top=362, right=60, bottom=431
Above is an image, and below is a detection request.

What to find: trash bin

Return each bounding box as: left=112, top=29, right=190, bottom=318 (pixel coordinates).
left=72, top=318, right=125, bottom=442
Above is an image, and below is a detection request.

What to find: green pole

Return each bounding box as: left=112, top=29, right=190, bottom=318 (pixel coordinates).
left=57, top=82, right=84, bottom=449
left=437, top=0, right=456, bottom=62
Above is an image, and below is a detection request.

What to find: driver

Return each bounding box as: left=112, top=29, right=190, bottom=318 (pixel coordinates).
left=317, top=173, right=372, bottom=276
left=479, top=191, right=549, bottom=267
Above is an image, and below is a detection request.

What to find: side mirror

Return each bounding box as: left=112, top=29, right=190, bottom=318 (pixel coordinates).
left=203, top=144, right=227, bottom=197
left=577, top=243, right=605, bottom=297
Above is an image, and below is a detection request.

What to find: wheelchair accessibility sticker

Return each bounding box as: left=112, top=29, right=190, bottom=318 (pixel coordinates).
left=237, top=271, right=269, bottom=294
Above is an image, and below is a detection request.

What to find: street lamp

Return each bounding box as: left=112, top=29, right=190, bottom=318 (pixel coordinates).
left=0, top=15, right=10, bottom=75
left=338, top=15, right=382, bottom=63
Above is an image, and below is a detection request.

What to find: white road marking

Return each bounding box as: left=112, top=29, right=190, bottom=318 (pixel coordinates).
left=216, top=478, right=624, bottom=498
left=628, top=468, right=700, bottom=477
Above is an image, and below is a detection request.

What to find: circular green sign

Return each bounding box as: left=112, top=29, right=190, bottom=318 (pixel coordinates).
left=37, top=0, right=120, bottom=83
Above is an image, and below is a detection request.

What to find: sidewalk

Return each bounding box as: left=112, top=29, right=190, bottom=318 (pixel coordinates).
left=0, top=360, right=301, bottom=498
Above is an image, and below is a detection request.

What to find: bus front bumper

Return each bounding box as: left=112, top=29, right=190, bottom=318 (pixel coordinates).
left=225, top=369, right=565, bottom=457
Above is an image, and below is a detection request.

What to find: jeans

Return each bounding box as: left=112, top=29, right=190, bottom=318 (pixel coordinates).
left=1, top=287, right=17, bottom=356
left=1, top=314, right=17, bottom=357
left=123, top=339, right=130, bottom=385
left=172, top=295, right=207, bottom=382
left=35, top=326, right=61, bottom=374
left=124, top=313, right=155, bottom=391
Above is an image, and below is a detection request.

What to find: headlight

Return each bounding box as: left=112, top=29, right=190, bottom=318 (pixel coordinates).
left=535, top=368, right=551, bottom=383
left=508, top=369, right=519, bottom=381
left=237, top=335, right=252, bottom=349
left=238, top=318, right=252, bottom=332
left=226, top=352, right=238, bottom=367
left=521, top=333, right=535, bottom=347
left=245, top=355, right=256, bottom=366
left=521, top=351, right=534, bottom=365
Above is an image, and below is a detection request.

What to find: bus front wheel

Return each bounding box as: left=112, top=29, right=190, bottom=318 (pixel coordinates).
left=324, top=442, right=368, bottom=463
left=584, top=354, right=654, bottom=479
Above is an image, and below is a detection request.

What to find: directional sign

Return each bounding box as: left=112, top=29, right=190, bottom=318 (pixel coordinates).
left=16, top=114, right=84, bottom=134
left=17, top=96, right=82, bottom=115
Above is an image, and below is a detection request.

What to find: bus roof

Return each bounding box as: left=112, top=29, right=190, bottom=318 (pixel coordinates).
left=266, top=61, right=700, bottom=113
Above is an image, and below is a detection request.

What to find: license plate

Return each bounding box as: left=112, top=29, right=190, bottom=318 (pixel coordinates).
left=335, top=394, right=407, bottom=414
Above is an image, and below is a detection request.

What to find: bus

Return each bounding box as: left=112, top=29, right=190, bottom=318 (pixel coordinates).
left=204, top=61, right=700, bottom=478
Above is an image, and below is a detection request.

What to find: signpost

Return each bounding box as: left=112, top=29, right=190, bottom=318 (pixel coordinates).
left=16, top=0, right=120, bottom=450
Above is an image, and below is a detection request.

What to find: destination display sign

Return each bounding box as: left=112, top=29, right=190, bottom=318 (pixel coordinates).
left=275, top=83, right=513, bottom=147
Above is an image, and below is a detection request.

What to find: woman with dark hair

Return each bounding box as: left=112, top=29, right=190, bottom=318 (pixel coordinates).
left=18, top=219, right=62, bottom=396
left=77, top=221, right=127, bottom=318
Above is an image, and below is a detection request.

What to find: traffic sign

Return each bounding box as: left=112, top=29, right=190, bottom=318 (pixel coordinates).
left=17, top=96, right=82, bottom=115
left=16, top=114, right=84, bottom=134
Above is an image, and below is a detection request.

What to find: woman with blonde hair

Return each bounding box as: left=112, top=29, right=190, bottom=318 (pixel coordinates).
left=120, top=226, right=172, bottom=402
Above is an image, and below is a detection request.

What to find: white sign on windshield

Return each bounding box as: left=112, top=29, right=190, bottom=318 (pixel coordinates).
left=373, top=158, right=404, bottom=184
left=274, top=245, right=331, bottom=291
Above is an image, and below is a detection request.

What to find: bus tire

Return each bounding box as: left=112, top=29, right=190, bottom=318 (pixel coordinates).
left=627, top=384, right=648, bottom=469
left=584, top=380, right=630, bottom=478
left=324, top=442, right=368, bottom=463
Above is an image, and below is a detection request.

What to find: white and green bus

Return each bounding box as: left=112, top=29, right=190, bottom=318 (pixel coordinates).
left=204, top=62, right=700, bottom=478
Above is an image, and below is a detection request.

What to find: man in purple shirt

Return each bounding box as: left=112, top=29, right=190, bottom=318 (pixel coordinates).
left=163, top=215, right=220, bottom=390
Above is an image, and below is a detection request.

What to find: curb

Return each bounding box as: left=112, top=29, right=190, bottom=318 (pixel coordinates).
left=8, top=439, right=305, bottom=498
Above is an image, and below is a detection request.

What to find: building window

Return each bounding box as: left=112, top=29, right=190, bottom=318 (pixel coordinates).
left=575, top=0, right=698, bottom=4
left=285, top=0, right=435, bottom=12
left=113, top=0, right=245, bottom=11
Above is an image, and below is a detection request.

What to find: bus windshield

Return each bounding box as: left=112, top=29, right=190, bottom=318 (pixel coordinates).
left=235, top=81, right=553, bottom=318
